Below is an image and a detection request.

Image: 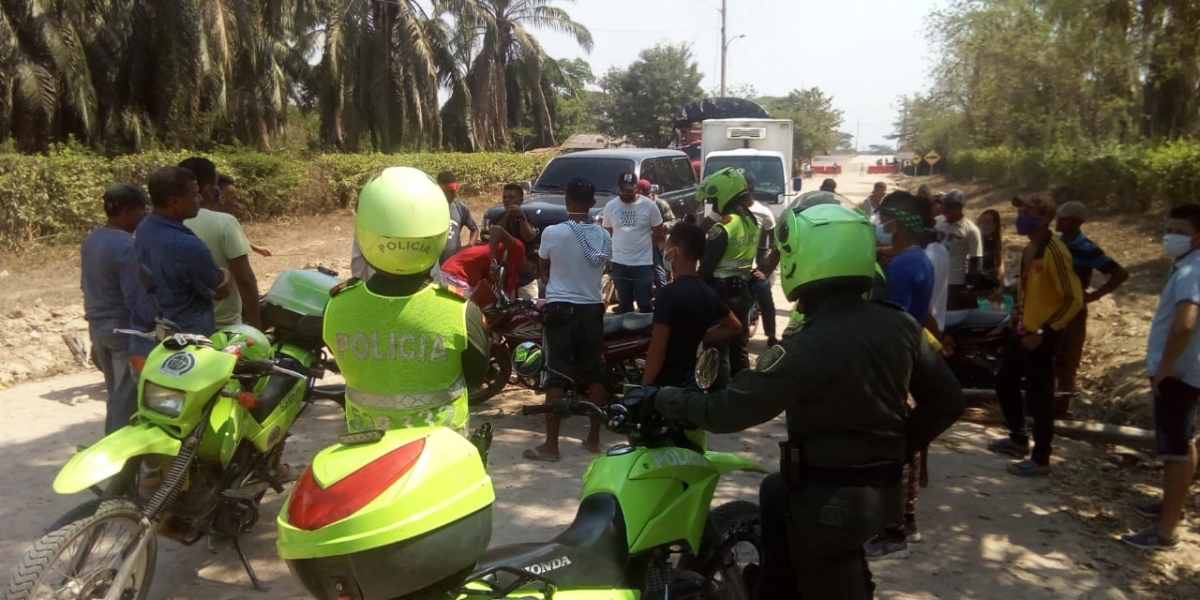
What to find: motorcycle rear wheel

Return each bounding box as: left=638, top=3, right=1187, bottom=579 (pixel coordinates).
left=3, top=498, right=155, bottom=600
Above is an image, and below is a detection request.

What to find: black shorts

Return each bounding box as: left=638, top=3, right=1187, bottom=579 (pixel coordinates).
left=1153, top=377, right=1200, bottom=460
left=542, top=302, right=605, bottom=390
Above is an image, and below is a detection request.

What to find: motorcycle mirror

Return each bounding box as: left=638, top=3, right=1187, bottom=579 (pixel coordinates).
left=695, top=347, right=719, bottom=390
left=511, top=341, right=544, bottom=378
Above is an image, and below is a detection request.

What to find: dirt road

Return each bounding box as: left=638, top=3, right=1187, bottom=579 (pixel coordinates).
left=0, top=159, right=1189, bottom=599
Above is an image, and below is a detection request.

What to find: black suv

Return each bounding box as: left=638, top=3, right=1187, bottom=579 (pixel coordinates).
left=480, top=148, right=701, bottom=244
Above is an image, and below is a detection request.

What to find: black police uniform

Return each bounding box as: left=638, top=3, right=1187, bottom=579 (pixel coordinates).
left=654, top=288, right=963, bottom=599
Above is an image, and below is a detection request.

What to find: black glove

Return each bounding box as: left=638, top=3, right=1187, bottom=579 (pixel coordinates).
left=607, top=385, right=660, bottom=433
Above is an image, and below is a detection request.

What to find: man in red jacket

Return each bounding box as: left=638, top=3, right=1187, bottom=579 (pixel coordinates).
left=438, top=226, right=526, bottom=307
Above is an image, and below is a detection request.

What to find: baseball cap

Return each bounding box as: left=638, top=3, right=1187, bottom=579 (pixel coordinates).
left=102, top=183, right=150, bottom=216
left=566, top=178, right=596, bottom=206
left=1057, top=200, right=1088, bottom=222
left=1012, top=193, right=1056, bottom=218
left=942, top=189, right=965, bottom=205
left=617, top=172, right=637, bottom=189
left=636, top=179, right=652, bottom=194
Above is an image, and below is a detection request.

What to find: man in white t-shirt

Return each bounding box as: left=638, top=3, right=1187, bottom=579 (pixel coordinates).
left=525, top=178, right=612, bottom=463
left=602, top=171, right=664, bottom=313
left=935, top=189, right=983, bottom=309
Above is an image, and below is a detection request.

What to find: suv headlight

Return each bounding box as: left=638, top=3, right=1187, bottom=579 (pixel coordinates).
left=143, top=382, right=186, bottom=417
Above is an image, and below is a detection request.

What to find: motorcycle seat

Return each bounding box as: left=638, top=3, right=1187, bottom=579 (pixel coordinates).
left=249, top=355, right=304, bottom=422
left=472, top=493, right=630, bottom=589
left=945, top=309, right=1009, bottom=333
left=602, top=312, right=655, bottom=338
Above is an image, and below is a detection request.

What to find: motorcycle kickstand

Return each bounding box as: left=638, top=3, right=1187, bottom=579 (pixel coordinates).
left=233, top=535, right=267, bottom=592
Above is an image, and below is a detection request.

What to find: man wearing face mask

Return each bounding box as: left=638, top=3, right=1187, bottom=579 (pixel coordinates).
left=1119, top=204, right=1200, bottom=550
left=988, top=193, right=1083, bottom=477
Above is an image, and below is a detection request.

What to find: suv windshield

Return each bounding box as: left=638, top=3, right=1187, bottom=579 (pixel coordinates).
left=703, top=156, right=786, bottom=196
left=535, top=157, right=636, bottom=197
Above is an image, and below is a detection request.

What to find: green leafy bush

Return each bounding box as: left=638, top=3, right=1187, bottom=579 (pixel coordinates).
left=946, top=141, right=1200, bottom=212
left=0, top=150, right=550, bottom=251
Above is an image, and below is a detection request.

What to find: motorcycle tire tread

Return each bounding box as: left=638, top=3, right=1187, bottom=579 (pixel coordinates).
left=3, top=498, right=155, bottom=600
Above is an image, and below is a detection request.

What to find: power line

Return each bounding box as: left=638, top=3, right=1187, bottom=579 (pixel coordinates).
left=587, top=27, right=719, bottom=34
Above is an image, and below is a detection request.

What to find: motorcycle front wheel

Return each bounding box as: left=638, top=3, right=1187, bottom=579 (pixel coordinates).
left=690, top=501, right=763, bottom=600
left=3, top=499, right=155, bottom=600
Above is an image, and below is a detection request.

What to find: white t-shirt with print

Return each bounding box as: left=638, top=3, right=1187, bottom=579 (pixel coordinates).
left=936, top=217, right=983, bottom=285
left=602, top=195, right=663, bottom=267
left=538, top=222, right=609, bottom=305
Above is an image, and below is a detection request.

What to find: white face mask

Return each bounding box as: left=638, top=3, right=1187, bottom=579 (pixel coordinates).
left=1163, top=233, right=1195, bottom=258
left=663, top=246, right=678, bottom=273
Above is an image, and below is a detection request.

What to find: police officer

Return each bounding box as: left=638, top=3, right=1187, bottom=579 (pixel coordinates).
left=697, top=167, right=761, bottom=386
left=324, top=167, right=490, bottom=435
left=634, top=203, right=964, bottom=599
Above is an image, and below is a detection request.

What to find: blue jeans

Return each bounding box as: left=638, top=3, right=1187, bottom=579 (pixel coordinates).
left=753, top=275, right=777, bottom=341
left=90, top=322, right=139, bottom=434
left=611, top=263, right=654, bottom=314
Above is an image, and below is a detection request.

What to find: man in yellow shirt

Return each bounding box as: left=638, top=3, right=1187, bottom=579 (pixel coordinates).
left=988, top=193, right=1083, bottom=477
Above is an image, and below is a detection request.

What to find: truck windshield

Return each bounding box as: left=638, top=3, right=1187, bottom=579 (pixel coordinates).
left=535, top=157, right=635, bottom=197
left=703, top=156, right=786, bottom=196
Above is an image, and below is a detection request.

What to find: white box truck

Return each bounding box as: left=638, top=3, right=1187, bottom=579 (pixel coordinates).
left=700, top=119, right=797, bottom=204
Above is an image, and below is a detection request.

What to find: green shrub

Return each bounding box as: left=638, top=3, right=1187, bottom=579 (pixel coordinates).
left=0, top=150, right=550, bottom=251
left=946, top=141, right=1200, bottom=212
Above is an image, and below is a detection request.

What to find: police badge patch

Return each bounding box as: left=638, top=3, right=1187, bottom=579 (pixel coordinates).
left=755, top=344, right=786, bottom=373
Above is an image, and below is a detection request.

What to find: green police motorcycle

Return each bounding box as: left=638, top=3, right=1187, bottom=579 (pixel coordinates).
left=277, top=349, right=767, bottom=600
left=2, top=269, right=345, bottom=600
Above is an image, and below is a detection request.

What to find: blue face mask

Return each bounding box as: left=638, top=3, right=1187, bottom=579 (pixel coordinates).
left=875, top=223, right=892, bottom=246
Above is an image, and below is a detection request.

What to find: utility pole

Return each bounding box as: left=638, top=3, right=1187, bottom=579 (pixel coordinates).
left=720, top=0, right=727, bottom=97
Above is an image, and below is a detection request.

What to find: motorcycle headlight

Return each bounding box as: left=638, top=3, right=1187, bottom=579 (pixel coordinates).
left=143, top=382, right=186, bottom=417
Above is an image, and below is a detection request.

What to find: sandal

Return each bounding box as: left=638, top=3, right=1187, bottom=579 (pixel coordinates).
left=523, top=448, right=560, bottom=462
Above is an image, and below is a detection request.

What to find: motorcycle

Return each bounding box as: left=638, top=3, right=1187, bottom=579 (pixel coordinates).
left=470, top=262, right=654, bottom=405
left=276, top=348, right=768, bottom=600
left=2, top=269, right=344, bottom=600
left=942, top=308, right=1009, bottom=390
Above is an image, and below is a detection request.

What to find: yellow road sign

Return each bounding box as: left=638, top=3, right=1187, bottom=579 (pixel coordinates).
left=924, top=151, right=941, bottom=165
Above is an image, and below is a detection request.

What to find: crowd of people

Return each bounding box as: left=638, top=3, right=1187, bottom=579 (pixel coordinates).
left=76, top=157, right=1200, bottom=598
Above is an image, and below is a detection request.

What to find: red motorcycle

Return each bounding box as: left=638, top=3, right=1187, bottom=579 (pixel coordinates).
left=468, top=264, right=653, bottom=405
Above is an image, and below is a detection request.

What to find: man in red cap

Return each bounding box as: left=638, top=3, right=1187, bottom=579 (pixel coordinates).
left=437, top=170, right=478, bottom=266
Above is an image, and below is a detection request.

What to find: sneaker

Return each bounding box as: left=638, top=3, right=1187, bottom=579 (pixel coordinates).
left=1133, top=498, right=1162, bottom=519
left=987, top=437, right=1030, bottom=458
left=904, top=520, right=922, bottom=543
left=1120, top=526, right=1179, bottom=551
left=1007, top=459, right=1050, bottom=477
left=863, top=535, right=910, bottom=560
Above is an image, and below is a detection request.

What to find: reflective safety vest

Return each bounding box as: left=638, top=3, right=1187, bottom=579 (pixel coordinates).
left=323, top=281, right=470, bottom=435
left=713, top=212, right=761, bottom=279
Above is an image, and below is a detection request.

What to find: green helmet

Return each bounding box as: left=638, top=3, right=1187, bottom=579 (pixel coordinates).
left=355, top=167, right=450, bottom=275
left=775, top=203, right=876, bottom=301
left=695, top=167, right=748, bottom=214
left=211, top=324, right=272, bottom=361
left=511, top=341, right=544, bottom=379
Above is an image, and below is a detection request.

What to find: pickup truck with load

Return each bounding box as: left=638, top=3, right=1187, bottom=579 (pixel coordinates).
left=480, top=148, right=702, bottom=245
left=701, top=118, right=799, bottom=205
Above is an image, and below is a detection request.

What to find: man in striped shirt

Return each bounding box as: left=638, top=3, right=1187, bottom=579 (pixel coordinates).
left=1053, top=201, right=1129, bottom=418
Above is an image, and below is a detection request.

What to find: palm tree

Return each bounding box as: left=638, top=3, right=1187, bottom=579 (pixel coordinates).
left=438, top=0, right=593, bottom=150
left=314, top=0, right=457, bottom=152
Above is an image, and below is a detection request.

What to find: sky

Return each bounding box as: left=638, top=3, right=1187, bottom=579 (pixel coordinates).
left=533, top=0, right=947, bottom=148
